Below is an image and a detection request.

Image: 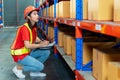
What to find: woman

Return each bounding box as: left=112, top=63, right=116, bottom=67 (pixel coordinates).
left=10, top=6, right=50, bottom=78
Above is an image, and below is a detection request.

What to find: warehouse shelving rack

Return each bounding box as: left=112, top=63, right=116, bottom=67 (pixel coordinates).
left=0, top=0, right=2, bottom=28
left=35, top=0, right=92, bottom=80
left=36, top=0, right=120, bottom=80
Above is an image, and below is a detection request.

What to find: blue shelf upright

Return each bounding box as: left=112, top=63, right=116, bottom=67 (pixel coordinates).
left=45, top=1, right=49, bottom=35
left=54, top=0, right=58, bottom=44
left=36, top=0, right=41, bottom=27
left=37, top=0, right=42, bottom=29
left=54, top=0, right=58, bottom=57
left=41, top=0, right=44, bottom=31
left=76, top=0, right=83, bottom=70
left=76, top=0, right=92, bottom=71
left=76, top=27, right=83, bottom=70
left=35, top=0, right=39, bottom=8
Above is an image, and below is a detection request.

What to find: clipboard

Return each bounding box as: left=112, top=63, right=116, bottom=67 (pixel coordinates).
left=39, top=41, right=56, bottom=49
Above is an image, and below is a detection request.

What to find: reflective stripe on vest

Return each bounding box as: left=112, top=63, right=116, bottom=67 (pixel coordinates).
left=11, top=23, right=32, bottom=55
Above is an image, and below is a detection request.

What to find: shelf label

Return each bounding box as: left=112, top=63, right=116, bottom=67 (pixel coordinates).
left=64, top=20, right=67, bottom=24
left=95, top=24, right=102, bottom=31
left=72, top=21, right=75, bottom=26
left=77, top=22, right=81, bottom=26
left=58, top=19, right=60, bottom=22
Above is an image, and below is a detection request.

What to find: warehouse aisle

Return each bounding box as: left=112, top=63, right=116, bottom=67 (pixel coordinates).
left=0, top=27, right=75, bottom=80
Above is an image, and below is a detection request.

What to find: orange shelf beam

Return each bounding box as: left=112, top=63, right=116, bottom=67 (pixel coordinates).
left=40, top=17, right=120, bottom=38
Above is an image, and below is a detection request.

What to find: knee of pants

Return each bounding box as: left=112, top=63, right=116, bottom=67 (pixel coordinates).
left=35, top=63, right=44, bottom=71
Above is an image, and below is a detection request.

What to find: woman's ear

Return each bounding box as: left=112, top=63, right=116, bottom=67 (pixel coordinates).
left=26, top=16, right=31, bottom=19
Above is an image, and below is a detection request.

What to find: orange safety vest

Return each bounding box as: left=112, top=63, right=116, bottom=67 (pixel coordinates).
left=10, top=23, right=32, bottom=55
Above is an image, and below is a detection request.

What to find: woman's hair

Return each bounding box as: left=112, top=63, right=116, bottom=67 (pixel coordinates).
left=27, top=11, right=37, bottom=29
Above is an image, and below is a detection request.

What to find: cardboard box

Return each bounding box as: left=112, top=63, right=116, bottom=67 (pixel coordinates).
left=43, top=8, right=46, bottom=17
left=114, top=0, right=120, bottom=22
left=48, top=25, right=54, bottom=39
left=63, top=34, right=67, bottom=52
left=51, top=27, right=54, bottom=39
left=108, top=62, right=120, bottom=80
left=63, top=33, right=74, bottom=55
left=47, top=7, right=50, bottom=17
left=88, top=0, right=94, bottom=20
left=71, top=40, right=115, bottom=65
left=70, top=0, right=88, bottom=19
left=49, top=3, right=58, bottom=17
left=58, top=30, right=64, bottom=47
left=93, top=48, right=120, bottom=80
left=56, top=3, right=59, bottom=18
left=48, top=26, right=51, bottom=37
left=70, top=0, right=72, bottom=18
left=70, top=0, right=76, bottom=18
left=50, top=5, right=54, bottom=17
left=83, top=42, right=115, bottom=65
left=83, top=0, right=88, bottom=20
left=59, top=1, right=70, bottom=18
left=49, top=6, right=52, bottom=17
left=88, top=0, right=113, bottom=20
left=71, top=38, right=76, bottom=62
left=66, top=35, right=72, bottom=55
left=92, top=46, right=98, bottom=79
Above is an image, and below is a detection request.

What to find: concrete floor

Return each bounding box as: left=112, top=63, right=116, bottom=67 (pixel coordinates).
left=0, top=27, right=18, bottom=80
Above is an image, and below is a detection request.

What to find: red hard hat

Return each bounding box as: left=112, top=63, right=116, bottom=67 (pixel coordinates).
left=24, top=6, right=39, bottom=19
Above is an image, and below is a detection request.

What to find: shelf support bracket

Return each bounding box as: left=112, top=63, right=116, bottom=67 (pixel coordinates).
left=82, top=61, right=93, bottom=71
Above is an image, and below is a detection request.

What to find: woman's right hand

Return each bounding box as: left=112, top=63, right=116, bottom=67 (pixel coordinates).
left=39, top=40, right=49, bottom=47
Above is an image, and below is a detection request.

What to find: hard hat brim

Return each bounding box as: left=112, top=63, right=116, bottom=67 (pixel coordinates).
left=33, top=8, right=40, bottom=12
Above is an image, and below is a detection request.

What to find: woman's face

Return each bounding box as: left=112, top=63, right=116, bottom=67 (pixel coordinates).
left=29, top=11, right=39, bottom=23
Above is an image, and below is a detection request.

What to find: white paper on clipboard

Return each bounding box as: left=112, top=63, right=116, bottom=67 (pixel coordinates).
left=39, top=41, right=56, bottom=49
left=47, top=41, right=56, bottom=47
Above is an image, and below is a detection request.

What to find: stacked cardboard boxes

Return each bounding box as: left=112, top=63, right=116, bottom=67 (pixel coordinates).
left=93, top=48, right=120, bottom=80
left=59, top=1, right=70, bottom=18
left=108, top=62, right=120, bottom=80
left=88, top=0, right=113, bottom=20
left=114, top=0, right=120, bottom=22
left=70, top=0, right=88, bottom=19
